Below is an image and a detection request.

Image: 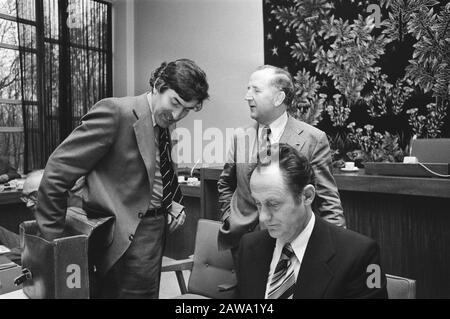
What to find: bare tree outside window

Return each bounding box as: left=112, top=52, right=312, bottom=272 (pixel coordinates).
left=0, top=0, right=27, bottom=171
left=0, top=0, right=111, bottom=173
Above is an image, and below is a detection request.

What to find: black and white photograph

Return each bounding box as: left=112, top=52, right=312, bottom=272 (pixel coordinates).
left=0, top=0, right=449, bottom=304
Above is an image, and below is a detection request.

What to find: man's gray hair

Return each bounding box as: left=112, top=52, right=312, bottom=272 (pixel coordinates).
left=256, top=65, right=294, bottom=106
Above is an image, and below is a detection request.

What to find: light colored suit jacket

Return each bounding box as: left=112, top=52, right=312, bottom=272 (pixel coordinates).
left=217, top=116, right=345, bottom=250
left=35, top=94, right=183, bottom=275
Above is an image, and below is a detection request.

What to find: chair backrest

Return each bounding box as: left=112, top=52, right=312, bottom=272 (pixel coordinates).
left=386, top=274, right=416, bottom=299
left=411, top=138, right=450, bottom=163
left=187, top=219, right=237, bottom=299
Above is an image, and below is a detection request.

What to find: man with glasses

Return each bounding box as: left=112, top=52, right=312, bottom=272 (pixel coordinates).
left=218, top=65, right=345, bottom=257
left=34, top=59, right=209, bottom=298
left=1, top=170, right=87, bottom=266
left=0, top=170, right=43, bottom=265
left=18, top=170, right=42, bottom=209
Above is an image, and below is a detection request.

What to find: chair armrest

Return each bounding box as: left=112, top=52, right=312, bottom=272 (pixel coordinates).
left=161, top=258, right=194, bottom=295
left=161, top=258, right=194, bottom=272
left=218, top=282, right=237, bottom=292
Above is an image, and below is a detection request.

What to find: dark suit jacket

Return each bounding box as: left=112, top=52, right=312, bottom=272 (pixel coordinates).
left=218, top=116, right=344, bottom=250
left=35, top=94, right=183, bottom=275
left=237, top=216, right=387, bottom=299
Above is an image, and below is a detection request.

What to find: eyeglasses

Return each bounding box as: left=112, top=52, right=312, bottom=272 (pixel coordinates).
left=20, top=191, right=38, bottom=206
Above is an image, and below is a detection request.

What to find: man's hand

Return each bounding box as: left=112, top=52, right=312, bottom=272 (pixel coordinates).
left=168, top=209, right=186, bottom=233
left=0, top=174, right=9, bottom=183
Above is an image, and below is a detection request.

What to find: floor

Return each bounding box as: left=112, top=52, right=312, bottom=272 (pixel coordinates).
left=0, top=256, right=191, bottom=299
left=159, top=256, right=191, bottom=299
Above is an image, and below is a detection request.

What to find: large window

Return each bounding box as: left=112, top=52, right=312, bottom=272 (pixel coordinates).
left=0, top=0, right=112, bottom=172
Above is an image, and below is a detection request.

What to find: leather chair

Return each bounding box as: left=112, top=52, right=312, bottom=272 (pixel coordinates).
left=161, top=219, right=236, bottom=299
left=386, top=274, right=416, bottom=299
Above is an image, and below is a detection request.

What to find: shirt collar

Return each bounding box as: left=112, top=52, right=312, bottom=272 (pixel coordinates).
left=276, top=212, right=316, bottom=260
left=146, top=92, right=157, bottom=127
left=258, top=111, right=288, bottom=143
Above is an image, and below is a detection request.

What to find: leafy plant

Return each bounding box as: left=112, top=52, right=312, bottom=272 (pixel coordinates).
left=325, top=94, right=351, bottom=127
left=270, top=0, right=449, bottom=163
left=347, top=123, right=404, bottom=163
left=288, top=69, right=326, bottom=126
left=403, top=2, right=450, bottom=138
left=272, top=0, right=334, bottom=64
left=314, top=15, right=391, bottom=106
left=364, top=70, right=415, bottom=117
left=407, top=101, right=448, bottom=138
left=382, top=0, right=440, bottom=42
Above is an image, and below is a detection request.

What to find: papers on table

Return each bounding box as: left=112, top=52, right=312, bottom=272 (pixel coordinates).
left=0, top=245, right=11, bottom=255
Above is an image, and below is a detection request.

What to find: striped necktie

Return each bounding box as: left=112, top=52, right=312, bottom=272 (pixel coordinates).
left=158, top=126, right=183, bottom=212
left=258, top=125, right=272, bottom=163
left=267, top=243, right=296, bottom=299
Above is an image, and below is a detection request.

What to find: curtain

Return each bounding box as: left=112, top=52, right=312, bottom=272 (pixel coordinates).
left=13, top=0, right=111, bottom=172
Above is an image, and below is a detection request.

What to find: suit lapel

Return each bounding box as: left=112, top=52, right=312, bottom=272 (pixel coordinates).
left=280, top=116, right=306, bottom=152
left=133, top=94, right=156, bottom=188
left=294, top=217, right=335, bottom=299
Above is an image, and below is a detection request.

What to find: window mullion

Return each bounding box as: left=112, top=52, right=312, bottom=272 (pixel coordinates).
left=107, top=3, right=112, bottom=96
left=58, top=0, right=71, bottom=142
left=35, top=0, right=46, bottom=168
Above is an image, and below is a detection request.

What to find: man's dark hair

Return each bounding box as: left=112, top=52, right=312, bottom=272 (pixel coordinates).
left=253, top=143, right=315, bottom=199
left=256, top=65, right=294, bottom=106
left=149, top=58, right=209, bottom=109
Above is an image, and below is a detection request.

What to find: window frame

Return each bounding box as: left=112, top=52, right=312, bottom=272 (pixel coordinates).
left=0, top=0, right=112, bottom=172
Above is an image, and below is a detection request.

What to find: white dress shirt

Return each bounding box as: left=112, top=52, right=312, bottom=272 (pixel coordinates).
left=146, top=93, right=163, bottom=208
left=257, top=111, right=288, bottom=144
left=146, top=93, right=157, bottom=127
left=264, top=213, right=316, bottom=299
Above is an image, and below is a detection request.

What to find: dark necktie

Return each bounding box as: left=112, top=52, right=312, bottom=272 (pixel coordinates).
left=267, top=243, right=296, bottom=299
left=158, top=126, right=183, bottom=212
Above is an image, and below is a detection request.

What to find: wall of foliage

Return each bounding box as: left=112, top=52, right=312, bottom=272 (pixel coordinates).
left=264, top=0, right=449, bottom=165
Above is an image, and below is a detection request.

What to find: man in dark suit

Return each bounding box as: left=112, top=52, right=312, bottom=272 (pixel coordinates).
left=35, top=59, right=209, bottom=298
left=218, top=65, right=344, bottom=251
left=237, top=143, right=387, bottom=299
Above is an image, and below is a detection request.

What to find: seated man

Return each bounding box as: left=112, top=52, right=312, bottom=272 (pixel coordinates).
left=0, top=170, right=43, bottom=264
left=0, top=170, right=85, bottom=265
left=0, top=156, right=21, bottom=184
left=237, top=143, right=387, bottom=299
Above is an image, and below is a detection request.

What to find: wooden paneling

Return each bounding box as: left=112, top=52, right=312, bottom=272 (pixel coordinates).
left=179, top=184, right=200, bottom=198
left=342, top=191, right=450, bottom=298
left=201, top=168, right=221, bottom=221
